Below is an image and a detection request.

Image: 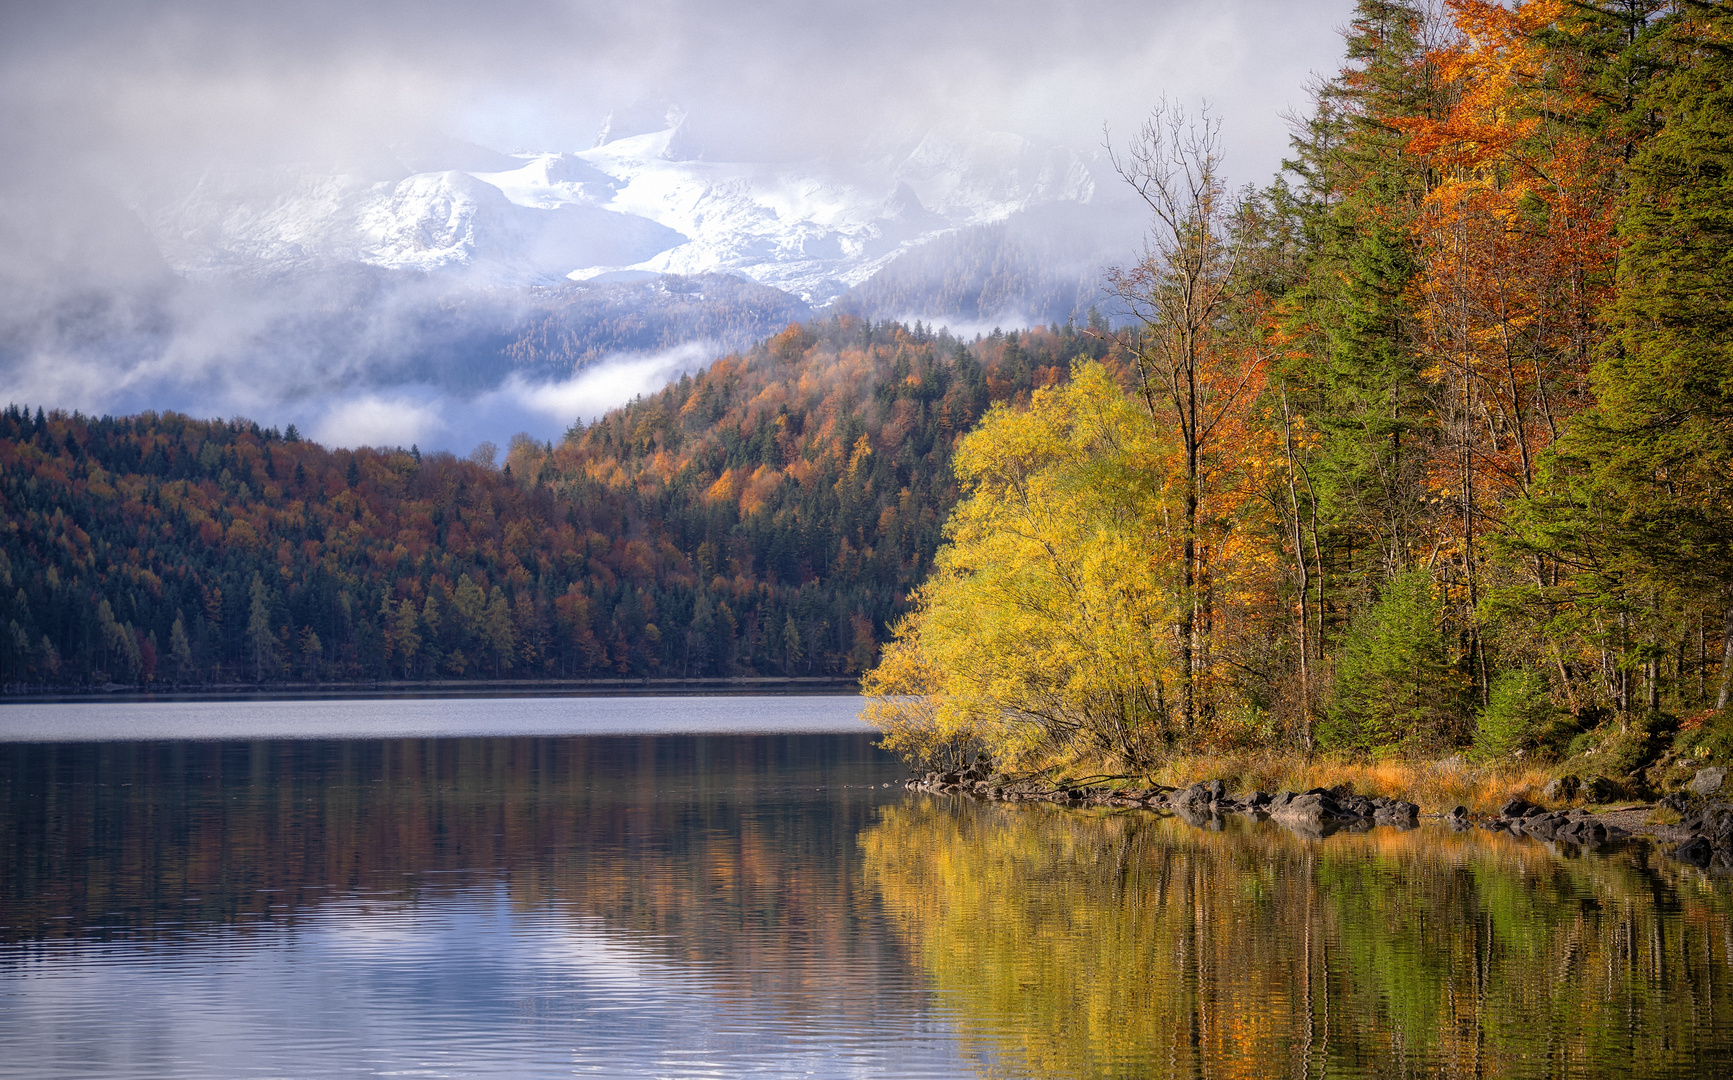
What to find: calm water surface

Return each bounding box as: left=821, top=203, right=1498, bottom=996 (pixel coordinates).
left=2, top=695, right=1730, bottom=1078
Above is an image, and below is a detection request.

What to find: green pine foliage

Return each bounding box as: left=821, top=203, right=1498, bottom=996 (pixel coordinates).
left=1278, top=0, right=1440, bottom=588
left=1508, top=2, right=1733, bottom=715
left=1322, top=569, right=1463, bottom=752
left=1475, top=670, right=1559, bottom=761
left=1588, top=5, right=1733, bottom=599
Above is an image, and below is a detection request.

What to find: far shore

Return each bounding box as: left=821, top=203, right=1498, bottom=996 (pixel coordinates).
left=0, top=675, right=861, bottom=705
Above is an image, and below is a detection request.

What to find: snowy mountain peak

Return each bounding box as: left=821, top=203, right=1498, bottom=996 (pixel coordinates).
left=126, top=122, right=1106, bottom=305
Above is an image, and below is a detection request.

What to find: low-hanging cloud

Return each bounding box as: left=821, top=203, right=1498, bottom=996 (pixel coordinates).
left=489, top=341, right=717, bottom=427
left=307, top=341, right=717, bottom=452
left=313, top=393, right=447, bottom=450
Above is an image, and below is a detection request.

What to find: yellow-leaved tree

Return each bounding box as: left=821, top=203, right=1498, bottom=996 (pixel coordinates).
left=864, top=363, right=1179, bottom=771
left=866, top=107, right=1282, bottom=778
left=866, top=359, right=1278, bottom=774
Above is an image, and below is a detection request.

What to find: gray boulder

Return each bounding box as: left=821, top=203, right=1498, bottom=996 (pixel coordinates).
left=1372, top=800, right=1420, bottom=827
left=1659, top=790, right=1695, bottom=813
left=1173, top=780, right=1226, bottom=812
left=1542, top=775, right=1580, bottom=802
left=1690, top=767, right=1727, bottom=797
left=1270, top=791, right=1350, bottom=835
left=1335, top=792, right=1377, bottom=817
left=1499, top=797, right=1540, bottom=819
left=1515, top=811, right=1573, bottom=841
left=1678, top=799, right=1733, bottom=845
left=1582, top=776, right=1623, bottom=804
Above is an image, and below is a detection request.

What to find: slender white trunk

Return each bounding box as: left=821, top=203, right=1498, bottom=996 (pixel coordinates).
left=1716, top=602, right=1733, bottom=711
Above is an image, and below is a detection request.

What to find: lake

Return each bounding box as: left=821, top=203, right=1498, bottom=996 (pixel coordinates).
left=1, top=695, right=1730, bottom=1078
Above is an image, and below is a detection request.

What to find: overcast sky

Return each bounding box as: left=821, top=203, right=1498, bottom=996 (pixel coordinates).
left=3, top=0, right=1355, bottom=184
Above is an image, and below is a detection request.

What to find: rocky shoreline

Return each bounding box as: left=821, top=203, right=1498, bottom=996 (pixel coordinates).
left=905, top=764, right=1733, bottom=871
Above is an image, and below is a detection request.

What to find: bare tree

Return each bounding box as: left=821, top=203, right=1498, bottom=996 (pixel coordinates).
left=1107, top=102, right=1262, bottom=735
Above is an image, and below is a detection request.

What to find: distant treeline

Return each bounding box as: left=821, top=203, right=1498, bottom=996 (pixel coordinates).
left=0, top=317, right=1104, bottom=689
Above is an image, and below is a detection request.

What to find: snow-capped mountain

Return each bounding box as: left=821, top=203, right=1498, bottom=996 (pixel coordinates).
left=3, top=115, right=1130, bottom=453
left=132, top=117, right=1102, bottom=306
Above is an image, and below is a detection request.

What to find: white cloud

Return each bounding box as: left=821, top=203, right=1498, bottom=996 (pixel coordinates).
left=313, top=392, right=444, bottom=449
left=489, top=341, right=716, bottom=426
left=297, top=343, right=724, bottom=452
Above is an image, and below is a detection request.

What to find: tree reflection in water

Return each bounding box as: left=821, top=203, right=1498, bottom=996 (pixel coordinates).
left=862, top=797, right=1733, bottom=1079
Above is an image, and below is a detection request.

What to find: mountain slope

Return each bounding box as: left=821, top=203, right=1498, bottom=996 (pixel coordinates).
left=0, top=317, right=1111, bottom=688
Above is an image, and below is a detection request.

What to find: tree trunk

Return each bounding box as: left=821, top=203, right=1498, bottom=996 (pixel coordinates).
left=1716, top=602, right=1733, bottom=711
left=1281, top=390, right=1313, bottom=748
left=1180, top=445, right=1197, bottom=734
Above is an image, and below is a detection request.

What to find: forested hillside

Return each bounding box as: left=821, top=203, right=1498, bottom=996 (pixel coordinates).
left=867, top=0, right=1733, bottom=778
left=0, top=317, right=1103, bottom=689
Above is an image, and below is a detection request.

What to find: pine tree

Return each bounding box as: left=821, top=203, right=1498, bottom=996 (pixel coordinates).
left=169, top=615, right=194, bottom=684
left=781, top=614, right=803, bottom=675
left=484, top=587, right=514, bottom=674
left=1545, top=3, right=1733, bottom=708
left=395, top=599, right=421, bottom=678
left=1276, top=0, right=1445, bottom=652
left=1323, top=569, right=1463, bottom=750
left=247, top=574, right=278, bottom=682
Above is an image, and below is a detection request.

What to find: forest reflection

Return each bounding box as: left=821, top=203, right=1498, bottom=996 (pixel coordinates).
left=0, top=735, right=907, bottom=1005
left=861, top=797, right=1733, bottom=1080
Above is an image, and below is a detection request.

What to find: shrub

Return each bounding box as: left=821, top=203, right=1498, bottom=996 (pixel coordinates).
left=1597, top=711, right=1676, bottom=777
left=1474, top=670, right=1560, bottom=760
left=1320, top=569, right=1464, bottom=753
left=1675, top=709, right=1733, bottom=764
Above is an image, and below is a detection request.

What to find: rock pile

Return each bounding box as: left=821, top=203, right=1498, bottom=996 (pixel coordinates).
left=1669, top=797, right=1733, bottom=868
left=902, top=762, right=1733, bottom=866
left=902, top=772, right=1421, bottom=835
left=1484, top=797, right=1628, bottom=846
left=1267, top=788, right=1420, bottom=835
left=906, top=761, right=1000, bottom=797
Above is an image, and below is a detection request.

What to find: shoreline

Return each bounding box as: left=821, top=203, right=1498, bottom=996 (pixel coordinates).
left=904, top=769, right=1727, bottom=867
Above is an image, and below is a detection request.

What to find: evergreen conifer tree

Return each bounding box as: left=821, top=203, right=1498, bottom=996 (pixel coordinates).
left=1538, top=2, right=1733, bottom=709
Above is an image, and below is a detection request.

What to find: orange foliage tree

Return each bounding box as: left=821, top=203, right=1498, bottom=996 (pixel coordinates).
left=1399, top=0, right=1621, bottom=690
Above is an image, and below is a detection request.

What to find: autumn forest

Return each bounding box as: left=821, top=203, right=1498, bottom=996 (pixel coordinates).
left=0, top=319, right=1099, bottom=688
left=864, top=0, right=1733, bottom=774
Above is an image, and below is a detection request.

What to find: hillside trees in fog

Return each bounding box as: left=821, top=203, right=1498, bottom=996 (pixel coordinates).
left=0, top=317, right=1105, bottom=689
